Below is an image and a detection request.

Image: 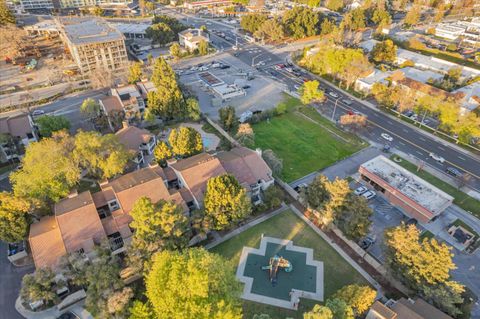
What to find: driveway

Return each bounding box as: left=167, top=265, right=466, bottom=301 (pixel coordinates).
left=0, top=242, right=34, bottom=319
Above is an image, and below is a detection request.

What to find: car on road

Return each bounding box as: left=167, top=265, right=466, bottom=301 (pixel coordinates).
left=293, top=183, right=308, bottom=192
left=359, top=236, right=376, bottom=250
left=446, top=166, right=462, bottom=177
left=429, top=152, right=445, bottom=163
left=242, top=85, right=251, bottom=89
left=362, top=190, right=376, bottom=200
left=328, top=91, right=339, bottom=98
left=354, top=186, right=368, bottom=195
left=31, top=110, right=45, bottom=117
left=219, top=65, right=230, bottom=69
left=342, top=99, right=353, bottom=105
left=381, top=133, right=393, bottom=141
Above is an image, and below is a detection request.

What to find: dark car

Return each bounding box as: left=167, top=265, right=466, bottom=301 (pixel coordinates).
left=219, top=65, right=230, bottom=69
left=57, top=311, right=80, bottom=319
left=242, top=85, right=251, bottom=89
left=446, top=166, right=463, bottom=178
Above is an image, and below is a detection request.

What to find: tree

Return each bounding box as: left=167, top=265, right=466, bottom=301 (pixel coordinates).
left=145, top=1, right=155, bottom=12
left=453, top=112, right=480, bottom=144
left=170, top=42, right=181, bottom=58
left=300, top=80, right=325, bottom=104
left=335, top=194, right=372, bottom=240
left=145, top=248, right=242, bottom=319
left=263, top=185, right=283, bottom=209
left=80, top=98, right=101, bottom=120
left=168, top=127, right=203, bottom=157
left=11, top=132, right=79, bottom=205
left=342, top=8, right=366, bottom=31
left=73, top=131, right=130, bottom=179
left=240, top=14, right=268, bottom=34
left=325, top=298, right=354, bottom=319
left=204, top=174, right=252, bottom=230
left=262, top=149, right=283, bottom=176
left=129, top=197, right=189, bottom=265
left=254, top=19, right=285, bottom=42
left=219, top=106, right=237, bottom=132
left=91, top=5, right=104, bottom=16
left=384, top=224, right=465, bottom=316
left=282, top=7, right=319, bottom=39
left=404, top=5, right=421, bottom=27
left=325, top=0, right=344, bottom=11
left=151, top=14, right=186, bottom=35
left=35, top=115, right=70, bottom=138
left=236, top=123, right=254, bottom=146
left=371, top=8, right=391, bottom=31
left=83, top=245, right=124, bottom=317
left=303, top=304, right=333, bottom=319
left=0, top=0, right=15, bottom=25
left=371, top=39, right=397, bottom=63
left=149, top=57, right=186, bottom=118
left=333, top=285, right=376, bottom=316
left=304, top=175, right=330, bottom=210
left=107, top=287, right=134, bottom=318
left=186, top=97, right=201, bottom=121
left=320, top=19, right=336, bottom=36
left=153, top=141, right=173, bottom=165
left=128, top=62, right=143, bottom=84
left=146, top=23, right=175, bottom=45
left=129, top=301, right=154, bottom=319
left=253, top=314, right=272, bottom=319
left=21, top=268, right=58, bottom=305
left=198, top=39, right=208, bottom=55
left=0, top=192, right=31, bottom=243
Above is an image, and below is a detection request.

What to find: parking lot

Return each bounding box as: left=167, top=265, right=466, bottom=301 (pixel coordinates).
left=177, top=53, right=285, bottom=119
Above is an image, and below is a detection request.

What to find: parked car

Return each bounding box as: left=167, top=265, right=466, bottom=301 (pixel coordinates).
left=354, top=186, right=368, bottom=195
left=381, top=133, right=393, bottom=141
left=294, top=183, right=308, bottom=192
left=403, top=110, right=414, bottom=117
left=359, top=236, right=376, bottom=250
left=446, top=166, right=463, bottom=177
left=328, top=91, right=339, bottom=98
left=382, top=144, right=391, bottom=153
left=31, top=110, right=45, bottom=117
left=361, top=190, right=376, bottom=200
left=242, top=85, right=251, bottom=89
left=342, top=99, right=353, bottom=105
left=219, top=65, right=230, bottom=69
left=429, top=152, right=445, bottom=163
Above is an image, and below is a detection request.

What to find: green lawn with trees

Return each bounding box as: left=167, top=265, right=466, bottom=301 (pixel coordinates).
left=251, top=96, right=366, bottom=182
left=211, top=209, right=370, bottom=318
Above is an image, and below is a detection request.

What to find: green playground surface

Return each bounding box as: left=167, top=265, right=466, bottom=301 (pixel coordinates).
left=211, top=209, right=370, bottom=318
left=244, top=242, right=317, bottom=301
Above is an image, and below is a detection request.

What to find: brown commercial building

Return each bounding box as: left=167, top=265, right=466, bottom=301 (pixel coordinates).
left=359, top=156, right=453, bottom=224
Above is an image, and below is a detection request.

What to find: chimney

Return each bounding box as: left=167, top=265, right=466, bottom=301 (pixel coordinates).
left=122, top=120, right=129, bottom=129
left=67, top=189, right=78, bottom=198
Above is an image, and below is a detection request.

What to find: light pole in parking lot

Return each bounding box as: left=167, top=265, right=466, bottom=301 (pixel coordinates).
left=331, top=97, right=340, bottom=121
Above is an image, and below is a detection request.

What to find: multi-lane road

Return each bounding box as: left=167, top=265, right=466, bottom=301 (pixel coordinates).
left=168, top=12, right=480, bottom=190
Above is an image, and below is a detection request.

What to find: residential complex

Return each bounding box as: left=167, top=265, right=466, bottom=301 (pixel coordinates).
left=56, top=17, right=128, bottom=74
left=28, top=147, right=273, bottom=269
left=359, top=156, right=453, bottom=223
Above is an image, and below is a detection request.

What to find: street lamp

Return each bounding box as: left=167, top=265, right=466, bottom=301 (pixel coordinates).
left=331, top=97, right=340, bottom=121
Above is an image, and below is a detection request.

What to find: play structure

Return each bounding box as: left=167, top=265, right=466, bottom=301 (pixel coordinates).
left=262, top=255, right=292, bottom=286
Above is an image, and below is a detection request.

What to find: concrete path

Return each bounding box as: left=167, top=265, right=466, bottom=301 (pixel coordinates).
left=205, top=203, right=289, bottom=250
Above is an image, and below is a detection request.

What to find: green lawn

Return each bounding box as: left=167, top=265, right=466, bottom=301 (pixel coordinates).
left=252, top=97, right=366, bottom=182
left=390, top=155, right=480, bottom=218
left=211, top=210, right=369, bottom=319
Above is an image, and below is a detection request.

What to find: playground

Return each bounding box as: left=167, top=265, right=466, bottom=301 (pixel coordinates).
left=236, top=237, right=324, bottom=310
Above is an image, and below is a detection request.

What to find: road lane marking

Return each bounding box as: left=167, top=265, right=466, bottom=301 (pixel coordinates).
left=419, top=137, right=426, bottom=142
left=416, top=151, right=423, bottom=156
left=399, top=141, right=406, bottom=146
left=387, top=121, right=393, bottom=125
left=458, top=156, right=466, bottom=161
left=402, top=129, right=409, bottom=133
left=438, top=146, right=445, bottom=151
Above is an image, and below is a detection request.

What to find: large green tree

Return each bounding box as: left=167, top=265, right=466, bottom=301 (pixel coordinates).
left=36, top=115, right=71, bottom=138
left=11, top=131, right=79, bottom=205
left=168, top=126, right=203, bottom=157
left=128, top=62, right=143, bottom=84
left=254, top=19, right=285, bottom=42
left=218, top=106, right=237, bottom=132
left=325, top=0, right=344, bottom=11
left=145, top=248, right=242, bottom=319
left=146, top=22, right=175, bottom=45
left=300, top=80, right=325, bottom=104
left=0, top=0, right=15, bottom=25
left=371, top=8, right=392, bottom=31
left=335, top=194, right=372, bottom=240
left=404, top=5, right=421, bottom=27
left=204, top=174, right=251, bottom=230
left=198, top=39, right=209, bottom=55
left=342, top=8, right=366, bottom=31
left=21, top=268, right=58, bottom=305
left=0, top=192, right=31, bottom=243
left=73, top=131, right=130, bottom=179
left=80, top=98, right=101, bottom=120
left=148, top=57, right=186, bottom=118
left=129, top=197, right=189, bottom=263
left=371, top=39, right=397, bottom=63
left=153, top=141, right=173, bottom=165
left=186, top=97, right=201, bottom=121
left=282, top=7, right=320, bottom=39
left=325, top=298, right=354, bottom=319
left=384, top=224, right=465, bottom=316
left=303, top=304, right=333, bottom=319
left=240, top=14, right=268, bottom=34
left=333, top=285, right=376, bottom=316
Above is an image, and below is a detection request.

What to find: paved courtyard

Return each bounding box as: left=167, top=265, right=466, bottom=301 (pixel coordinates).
left=236, top=236, right=324, bottom=310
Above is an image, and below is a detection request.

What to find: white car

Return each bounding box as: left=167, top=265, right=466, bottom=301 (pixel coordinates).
left=381, top=133, right=393, bottom=142
left=328, top=91, right=339, bottom=98
left=362, top=190, right=376, bottom=200
left=429, top=152, right=445, bottom=163
left=354, top=186, right=368, bottom=196
left=32, top=110, right=45, bottom=117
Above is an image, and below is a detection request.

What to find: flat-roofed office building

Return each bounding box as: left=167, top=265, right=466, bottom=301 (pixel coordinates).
left=57, top=17, right=128, bottom=74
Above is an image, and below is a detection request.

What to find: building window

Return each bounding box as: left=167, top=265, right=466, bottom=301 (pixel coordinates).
left=108, top=232, right=124, bottom=251
left=108, top=200, right=120, bottom=211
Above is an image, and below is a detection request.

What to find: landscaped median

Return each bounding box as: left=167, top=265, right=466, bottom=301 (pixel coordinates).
left=211, top=209, right=370, bottom=319
left=251, top=95, right=367, bottom=182
left=390, top=154, right=480, bottom=218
